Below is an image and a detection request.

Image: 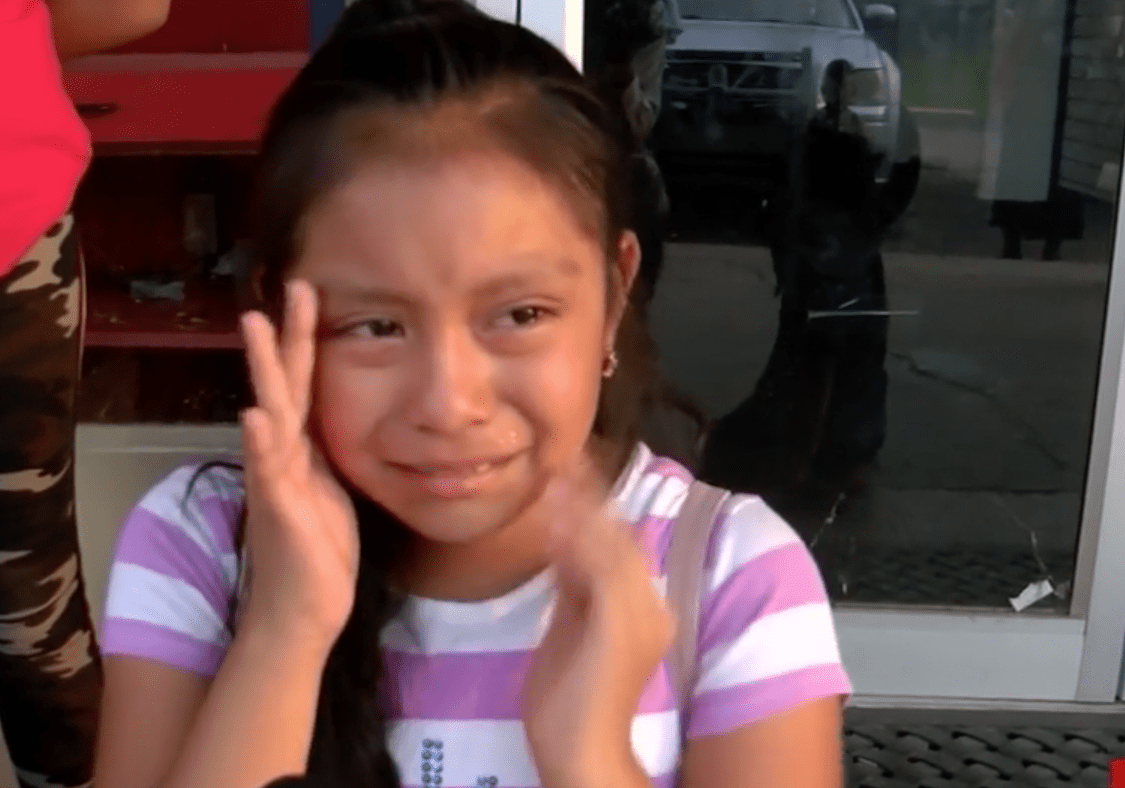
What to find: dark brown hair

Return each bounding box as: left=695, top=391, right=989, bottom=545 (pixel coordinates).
left=242, top=2, right=677, bottom=785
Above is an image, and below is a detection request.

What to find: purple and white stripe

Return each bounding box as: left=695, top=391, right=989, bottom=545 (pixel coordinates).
left=99, top=443, right=851, bottom=787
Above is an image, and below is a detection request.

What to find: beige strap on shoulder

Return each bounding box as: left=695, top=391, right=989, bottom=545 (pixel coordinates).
left=665, top=480, right=730, bottom=714
left=230, top=544, right=250, bottom=635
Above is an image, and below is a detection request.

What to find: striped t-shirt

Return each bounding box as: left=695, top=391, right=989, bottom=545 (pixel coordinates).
left=102, top=443, right=851, bottom=788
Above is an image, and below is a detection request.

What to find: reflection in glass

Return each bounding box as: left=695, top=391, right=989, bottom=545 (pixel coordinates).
left=587, top=0, right=1120, bottom=610
left=677, top=0, right=857, bottom=28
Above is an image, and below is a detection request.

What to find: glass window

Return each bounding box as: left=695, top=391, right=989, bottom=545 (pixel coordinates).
left=677, top=0, right=859, bottom=28
left=587, top=0, right=1123, bottom=610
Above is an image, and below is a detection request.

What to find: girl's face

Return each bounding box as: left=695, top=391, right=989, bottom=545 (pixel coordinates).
left=293, top=151, right=638, bottom=546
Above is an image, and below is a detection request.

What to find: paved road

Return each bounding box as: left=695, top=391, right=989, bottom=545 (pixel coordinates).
left=665, top=110, right=1118, bottom=264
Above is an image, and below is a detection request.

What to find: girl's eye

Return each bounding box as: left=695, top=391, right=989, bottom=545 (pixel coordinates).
left=344, top=318, right=404, bottom=338
left=503, top=306, right=548, bottom=327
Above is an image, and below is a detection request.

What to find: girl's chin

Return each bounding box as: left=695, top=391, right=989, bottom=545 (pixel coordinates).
left=393, top=504, right=518, bottom=546
left=384, top=481, right=545, bottom=546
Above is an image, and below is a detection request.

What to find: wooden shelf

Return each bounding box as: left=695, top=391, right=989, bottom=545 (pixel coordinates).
left=63, top=53, right=306, bottom=154
left=86, top=279, right=244, bottom=349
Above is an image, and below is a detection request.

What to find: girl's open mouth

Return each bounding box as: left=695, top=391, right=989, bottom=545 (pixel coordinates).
left=391, top=453, right=520, bottom=498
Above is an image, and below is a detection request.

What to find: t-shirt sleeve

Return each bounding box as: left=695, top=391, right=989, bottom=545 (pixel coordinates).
left=101, top=464, right=243, bottom=677
left=0, top=0, right=91, bottom=275
left=686, top=494, right=852, bottom=738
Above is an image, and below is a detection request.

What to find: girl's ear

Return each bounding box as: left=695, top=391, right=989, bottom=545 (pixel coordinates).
left=605, top=230, right=641, bottom=345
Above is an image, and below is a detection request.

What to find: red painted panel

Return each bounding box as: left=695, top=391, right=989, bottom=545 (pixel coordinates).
left=63, top=53, right=304, bottom=148
left=75, top=155, right=254, bottom=350
left=86, top=284, right=242, bottom=349
left=112, top=0, right=307, bottom=54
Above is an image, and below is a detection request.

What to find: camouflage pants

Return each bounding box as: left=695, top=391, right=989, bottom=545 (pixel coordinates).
left=0, top=216, right=101, bottom=788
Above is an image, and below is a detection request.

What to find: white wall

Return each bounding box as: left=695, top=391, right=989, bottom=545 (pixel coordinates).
left=76, top=425, right=242, bottom=629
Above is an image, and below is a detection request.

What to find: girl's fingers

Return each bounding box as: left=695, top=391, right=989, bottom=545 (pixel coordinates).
left=546, top=472, right=629, bottom=598
left=242, top=406, right=314, bottom=528
left=240, top=407, right=269, bottom=457
left=280, top=280, right=318, bottom=421
left=240, top=406, right=277, bottom=484
left=241, top=310, right=298, bottom=434
left=545, top=450, right=667, bottom=624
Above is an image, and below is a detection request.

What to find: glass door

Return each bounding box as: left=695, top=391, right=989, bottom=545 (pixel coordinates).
left=520, top=0, right=1125, bottom=701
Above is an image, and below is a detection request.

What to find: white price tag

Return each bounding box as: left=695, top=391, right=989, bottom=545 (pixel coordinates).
left=1009, top=579, right=1054, bottom=612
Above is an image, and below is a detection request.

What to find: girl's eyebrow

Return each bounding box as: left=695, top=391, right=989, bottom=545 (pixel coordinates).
left=314, top=257, right=583, bottom=306
left=472, top=257, right=582, bottom=299
left=317, top=281, right=415, bottom=308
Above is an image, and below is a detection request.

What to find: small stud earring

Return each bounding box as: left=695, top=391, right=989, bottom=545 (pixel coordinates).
left=602, top=349, right=619, bottom=379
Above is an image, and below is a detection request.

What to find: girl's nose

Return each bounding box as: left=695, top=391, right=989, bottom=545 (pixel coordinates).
left=407, top=326, right=496, bottom=435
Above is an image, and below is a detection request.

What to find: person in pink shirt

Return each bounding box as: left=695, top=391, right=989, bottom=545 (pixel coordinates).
left=0, top=1, right=168, bottom=785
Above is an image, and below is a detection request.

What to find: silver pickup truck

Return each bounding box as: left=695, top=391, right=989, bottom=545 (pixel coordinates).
left=653, top=0, right=917, bottom=190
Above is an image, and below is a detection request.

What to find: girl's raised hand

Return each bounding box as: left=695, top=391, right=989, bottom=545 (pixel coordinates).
left=238, top=280, right=360, bottom=652
left=522, top=458, right=675, bottom=788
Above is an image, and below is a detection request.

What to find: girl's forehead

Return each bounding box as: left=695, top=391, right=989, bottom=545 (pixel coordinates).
left=322, top=153, right=558, bottom=225
left=294, top=153, right=605, bottom=291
